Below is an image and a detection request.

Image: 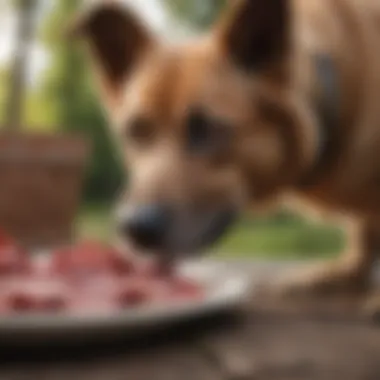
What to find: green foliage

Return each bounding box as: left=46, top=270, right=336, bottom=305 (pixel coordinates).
left=164, top=0, right=227, bottom=29
left=217, top=221, right=343, bottom=258
left=1, top=62, right=55, bottom=130
left=0, top=68, right=7, bottom=126
left=25, top=92, right=56, bottom=130
left=38, top=0, right=123, bottom=200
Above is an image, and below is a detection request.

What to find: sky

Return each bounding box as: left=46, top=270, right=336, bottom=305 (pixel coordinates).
left=0, top=0, right=171, bottom=85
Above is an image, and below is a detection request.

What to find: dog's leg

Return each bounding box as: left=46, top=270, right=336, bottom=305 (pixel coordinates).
left=269, top=219, right=376, bottom=297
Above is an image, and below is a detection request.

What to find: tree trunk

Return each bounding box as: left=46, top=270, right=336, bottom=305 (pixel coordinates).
left=5, top=0, right=38, bottom=131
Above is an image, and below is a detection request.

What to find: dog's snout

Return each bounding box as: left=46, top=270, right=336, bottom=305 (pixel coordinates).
left=120, top=205, right=171, bottom=250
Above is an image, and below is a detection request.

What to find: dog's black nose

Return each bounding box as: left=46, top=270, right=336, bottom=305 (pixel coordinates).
left=120, top=205, right=171, bottom=250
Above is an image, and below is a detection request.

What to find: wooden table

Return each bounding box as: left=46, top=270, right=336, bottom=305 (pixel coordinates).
left=1, top=260, right=380, bottom=380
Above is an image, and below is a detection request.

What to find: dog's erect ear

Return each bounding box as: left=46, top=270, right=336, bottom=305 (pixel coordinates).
left=69, top=1, right=153, bottom=108
left=217, top=0, right=290, bottom=72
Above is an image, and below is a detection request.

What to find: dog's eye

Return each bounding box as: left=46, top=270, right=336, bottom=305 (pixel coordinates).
left=186, top=109, right=230, bottom=155
left=126, top=117, right=154, bottom=145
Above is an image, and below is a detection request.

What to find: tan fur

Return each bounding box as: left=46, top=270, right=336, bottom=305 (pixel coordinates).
left=72, top=0, right=380, bottom=298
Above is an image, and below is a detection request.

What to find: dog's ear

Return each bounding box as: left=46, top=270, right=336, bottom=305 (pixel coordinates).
left=217, top=0, right=290, bottom=72
left=68, top=1, right=154, bottom=110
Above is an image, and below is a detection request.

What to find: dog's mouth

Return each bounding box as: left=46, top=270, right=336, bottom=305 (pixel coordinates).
left=164, top=207, right=238, bottom=256
left=117, top=204, right=238, bottom=258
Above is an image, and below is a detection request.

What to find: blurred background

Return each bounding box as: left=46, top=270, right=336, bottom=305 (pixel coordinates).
left=0, top=0, right=344, bottom=259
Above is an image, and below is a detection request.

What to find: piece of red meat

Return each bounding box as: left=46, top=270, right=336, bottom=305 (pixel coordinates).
left=7, top=292, right=68, bottom=312
left=107, top=247, right=137, bottom=276
left=116, top=279, right=153, bottom=307
left=5, top=279, right=69, bottom=313
left=169, top=276, right=203, bottom=299
left=6, top=292, right=36, bottom=312
left=0, top=229, right=31, bottom=277
left=50, top=241, right=136, bottom=278
left=39, top=295, right=67, bottom=312
left=0, top=247, right=30, bottom=276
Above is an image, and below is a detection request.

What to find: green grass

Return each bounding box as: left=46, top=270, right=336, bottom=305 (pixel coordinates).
left=76, top=204, right=344, bottom=260
left=216, top=222, right=343, bottom=259
left=76, top=203, right=114, bottom=242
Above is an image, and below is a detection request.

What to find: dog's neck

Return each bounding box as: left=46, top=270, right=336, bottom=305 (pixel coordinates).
left=297, top=53, right=341, bottom=189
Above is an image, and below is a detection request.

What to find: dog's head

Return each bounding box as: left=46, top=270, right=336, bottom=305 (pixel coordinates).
left=71, top=0, right=317, bottom=256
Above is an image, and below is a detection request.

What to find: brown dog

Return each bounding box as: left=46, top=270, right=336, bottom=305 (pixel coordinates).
left=70, top=0, right=380, bottom=301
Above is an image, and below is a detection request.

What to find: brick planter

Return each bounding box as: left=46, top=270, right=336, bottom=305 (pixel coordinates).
left=0, top=133, right=90, bottom=250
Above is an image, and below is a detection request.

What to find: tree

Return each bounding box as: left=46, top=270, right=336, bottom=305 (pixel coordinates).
left=164, top=0, right=227, bottom=30
left=38, top=0, right=123, bottom=201
left=5, top=0, right=39, bottom=129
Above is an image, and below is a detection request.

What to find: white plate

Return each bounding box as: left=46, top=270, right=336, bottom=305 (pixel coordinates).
left=0, top=260, right=251, bottom=344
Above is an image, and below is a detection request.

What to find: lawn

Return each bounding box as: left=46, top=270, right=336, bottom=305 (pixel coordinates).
left=76, top=204, right=344, bottom=260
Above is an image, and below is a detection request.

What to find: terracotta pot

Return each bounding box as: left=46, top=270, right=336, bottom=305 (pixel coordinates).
left=0, top=133, right=90, bottom=250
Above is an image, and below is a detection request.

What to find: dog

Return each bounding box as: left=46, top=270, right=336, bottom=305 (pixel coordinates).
left=70, top=0, right=380, bottom=305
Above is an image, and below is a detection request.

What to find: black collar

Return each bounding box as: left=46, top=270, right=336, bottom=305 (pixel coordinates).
left=297, top=54, right=340, bottom=188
